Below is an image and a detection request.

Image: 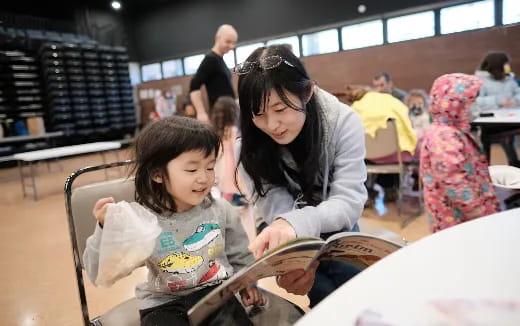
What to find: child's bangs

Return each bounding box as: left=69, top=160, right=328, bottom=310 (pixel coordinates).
left=181, top=128, right=221, bottom=158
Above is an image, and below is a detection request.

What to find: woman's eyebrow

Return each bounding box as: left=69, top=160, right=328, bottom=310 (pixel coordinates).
left=269, top=101, right=284, bottom=108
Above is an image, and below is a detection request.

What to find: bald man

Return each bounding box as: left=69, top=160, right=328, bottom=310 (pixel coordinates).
left=189, top=24, right=238, bottom=123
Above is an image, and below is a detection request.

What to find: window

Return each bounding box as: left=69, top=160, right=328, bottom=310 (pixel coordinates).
left=223, top=51, right=236, bottom=69
left=267, top=35, right=301, bottom=57
left=441, top=0, right=494, bottom=34
left=128, top=62, right=141, bottom=85
left=341, top=20, right=383, bottom=50
left=183, top=54, right=205, bottom=75
left=503, top=0, right=520, bottom=25
left=162, top=59, right=183, bottom=78
left=301, top=29, right=339, bottom=56
left=236, top=42, right=265, bottom=64
left=387, top=11, right=435, bottom=43
left=141, top=63, right=162, bottom=82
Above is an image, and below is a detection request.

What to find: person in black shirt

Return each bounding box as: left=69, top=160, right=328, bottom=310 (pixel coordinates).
left=189, top=24, right=238, bottom=123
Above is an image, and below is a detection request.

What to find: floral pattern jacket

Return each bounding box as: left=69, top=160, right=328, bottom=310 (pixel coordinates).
left=420, top=73, right=499, bottom=232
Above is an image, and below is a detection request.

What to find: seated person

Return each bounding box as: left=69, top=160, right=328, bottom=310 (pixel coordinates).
left=372, top=72, right=407, bottom=102
left=180, top=94, right=197, bottom=118
left=474, top=51, right=520, bottom=167
left=344, top=85, right=418, bottom=163
left=404, top=89, right=431, bottom=141
left=344, top=85, right=418, bottom=202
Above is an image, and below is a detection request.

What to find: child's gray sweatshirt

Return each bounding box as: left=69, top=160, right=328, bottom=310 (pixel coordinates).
left=83, top=198, right=253, bottom=310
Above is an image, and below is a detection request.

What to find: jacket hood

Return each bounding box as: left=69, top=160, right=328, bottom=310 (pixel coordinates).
left=429, top=73, right=482, bottom=133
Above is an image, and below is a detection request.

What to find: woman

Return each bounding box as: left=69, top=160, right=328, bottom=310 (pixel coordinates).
left=235, top=45, right=367, bottom=307
left=474, top=51, right=520, bottom=167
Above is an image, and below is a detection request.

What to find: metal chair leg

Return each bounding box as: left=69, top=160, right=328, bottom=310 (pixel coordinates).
left=30, top=162, right=38, bottom=200
left=401, top=167, right=423, bottom=228
left=18, top=160, right=27, bottom=198
left=100, top=152, right=109, bottom=180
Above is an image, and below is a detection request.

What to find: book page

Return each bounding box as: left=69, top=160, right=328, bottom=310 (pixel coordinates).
left=188, top=238, right=324, bottom=326
left=317, top=232, right=403, bottom=270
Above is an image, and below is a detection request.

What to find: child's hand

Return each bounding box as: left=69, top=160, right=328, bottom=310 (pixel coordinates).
left=466, top=206, right=485, bottom=219
left=92, top=197, right=115, bottom=226
left=239, top=285, right=266, bottom=307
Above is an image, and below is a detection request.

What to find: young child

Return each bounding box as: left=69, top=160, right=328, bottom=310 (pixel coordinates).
left=420, top=73, right=499, bottom=233
left=404, top=89, right=431, bottom=141
left=83, top=116, right=264, bottom=326
left=181, top=94, right=197, bottom=118
left=210, top=96, right=244, bottom=205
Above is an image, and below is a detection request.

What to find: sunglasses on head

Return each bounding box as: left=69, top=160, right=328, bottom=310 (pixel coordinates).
left=233, top=55, right=296, bottom=75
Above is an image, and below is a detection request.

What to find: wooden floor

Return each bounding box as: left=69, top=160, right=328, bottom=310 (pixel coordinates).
left=0, top=145, right=509, bottom=325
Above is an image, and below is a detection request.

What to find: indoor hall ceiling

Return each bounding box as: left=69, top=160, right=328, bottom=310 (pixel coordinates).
left=1, top=0, right=448, bottom=21
left=0, top=0, right=175, bottom=20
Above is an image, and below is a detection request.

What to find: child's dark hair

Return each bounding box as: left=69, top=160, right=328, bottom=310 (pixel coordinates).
left=132, top=116, right=221, bottom=214
left=236, top=44, right=324, bottom=204
left=210, top=96, right=238, bottom=139
left=480, top=51, right=510, bottom=80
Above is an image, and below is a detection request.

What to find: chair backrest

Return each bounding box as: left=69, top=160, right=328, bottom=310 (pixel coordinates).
left=71, top=176, right=135, bottom=265
left=64, top=161, right=135, bottom=326
left=365, top=119, right=401, bottom=160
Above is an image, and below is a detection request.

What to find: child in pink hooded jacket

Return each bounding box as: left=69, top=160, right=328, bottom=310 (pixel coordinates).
left=420, top=73, right=499, bottom=232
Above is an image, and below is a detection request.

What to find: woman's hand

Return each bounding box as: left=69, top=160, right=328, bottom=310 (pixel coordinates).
left=501, top=99, right=516, bottom=107
left=249, top=218, right=296, bottom=259
left=239, top=285, right=267, bottom=307
left=277, top=261, right=319, bottom=295
left=92, top=197, right=115, bottom=226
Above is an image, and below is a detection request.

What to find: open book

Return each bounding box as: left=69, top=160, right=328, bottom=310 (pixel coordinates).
left=188, top=231, right=404, bottom=325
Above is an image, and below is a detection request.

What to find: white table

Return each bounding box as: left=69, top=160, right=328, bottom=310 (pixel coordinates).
left=472, top=108, right=520, bottom=126
left=471, top=108, right=520, bottom=161
left=296, top=208, right=520, bottom=325
left=13, top=141, right=121, bottom=200
left=0, top=131, right=63, bottom=145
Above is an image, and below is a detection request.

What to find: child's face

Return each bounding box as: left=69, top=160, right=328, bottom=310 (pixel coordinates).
left=407, top=96, right=425, bottom=109
left=158, top=150, right=216, bottom=212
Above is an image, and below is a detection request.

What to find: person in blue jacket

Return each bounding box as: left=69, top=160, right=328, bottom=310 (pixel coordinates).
left=474, top=51, right=520, bottom=167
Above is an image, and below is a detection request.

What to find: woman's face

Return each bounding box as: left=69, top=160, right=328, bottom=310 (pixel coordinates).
left=252, top=88, right=306, bottom=145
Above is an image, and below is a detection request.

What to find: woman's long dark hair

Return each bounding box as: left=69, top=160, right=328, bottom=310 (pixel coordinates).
left=236, top=45, right=324, bottom=204
left=480, top=51, right=510, bottom=80
left=132, top=116, right=220, bottom=214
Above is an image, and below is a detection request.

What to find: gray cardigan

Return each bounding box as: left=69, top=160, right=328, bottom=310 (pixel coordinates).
left=239, top=88, right=368, bottom=238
